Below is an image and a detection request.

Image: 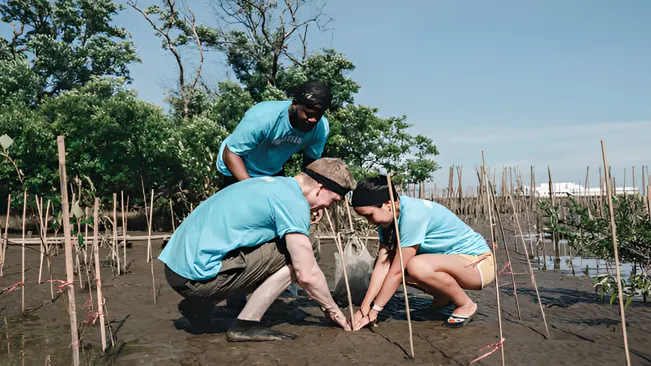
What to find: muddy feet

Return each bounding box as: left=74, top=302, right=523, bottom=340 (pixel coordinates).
left=226, top=319, right=297, bottom=342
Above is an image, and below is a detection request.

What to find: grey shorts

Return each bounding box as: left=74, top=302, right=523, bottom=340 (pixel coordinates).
left=165, top=233, right=320, bottom=303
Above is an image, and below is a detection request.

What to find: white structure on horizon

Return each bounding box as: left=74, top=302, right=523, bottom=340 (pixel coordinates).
left=516, top=182, right=639, bottom=197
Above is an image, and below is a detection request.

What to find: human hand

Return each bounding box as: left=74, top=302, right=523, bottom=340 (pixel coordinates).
left=324, top=307, right=351, bottom=331
left=311, top=209, right=324, bottom=224
left=353, top=309, right=378, bottom=331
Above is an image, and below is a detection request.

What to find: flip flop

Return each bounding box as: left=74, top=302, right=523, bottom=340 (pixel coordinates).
left=442, top=312, right=475, bottom=328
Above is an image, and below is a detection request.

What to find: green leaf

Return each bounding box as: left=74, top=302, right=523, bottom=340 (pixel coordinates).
left=77, top=233, right=84, bottom=248
left=610, top=293, right=617, bottom=305
left=625, top=296, right=633, bottom=308
left=0, top=134, right=13, bottom=150
left=72, top=201, right=83, bottom=219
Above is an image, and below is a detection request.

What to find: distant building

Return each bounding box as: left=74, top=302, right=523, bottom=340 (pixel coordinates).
left=515, top=182, right=639, bottom=197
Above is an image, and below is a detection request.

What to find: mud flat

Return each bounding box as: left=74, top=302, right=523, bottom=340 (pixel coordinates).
left=1, top=228, right=650, bottom=365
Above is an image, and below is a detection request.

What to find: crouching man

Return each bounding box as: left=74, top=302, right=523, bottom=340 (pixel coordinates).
left=158, top=158, right=356, bottom=341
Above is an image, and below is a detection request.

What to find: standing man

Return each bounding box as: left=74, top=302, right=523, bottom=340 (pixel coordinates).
left=215, top=79, right=333, bottom=308
left=159, top=158, right=356, bottom=341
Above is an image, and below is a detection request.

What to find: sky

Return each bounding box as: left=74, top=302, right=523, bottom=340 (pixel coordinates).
left=4, top=0, right=651, bottom=190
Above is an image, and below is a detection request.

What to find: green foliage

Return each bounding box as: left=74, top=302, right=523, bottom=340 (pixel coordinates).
left=0, top=0, right=139, bottom=99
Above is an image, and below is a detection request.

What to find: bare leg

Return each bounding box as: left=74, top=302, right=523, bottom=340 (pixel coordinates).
left=227, top=265, right=297, bottom=342
left=238, top=265, right=292, bottom=321
left=406, top=254, right=482, bottom=317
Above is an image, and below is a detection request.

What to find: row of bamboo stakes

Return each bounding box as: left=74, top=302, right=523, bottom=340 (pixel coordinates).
left=0, top=138, right=647, bottom=365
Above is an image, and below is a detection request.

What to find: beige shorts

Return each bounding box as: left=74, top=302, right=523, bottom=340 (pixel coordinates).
left=457, top=252, right=496, bottom=289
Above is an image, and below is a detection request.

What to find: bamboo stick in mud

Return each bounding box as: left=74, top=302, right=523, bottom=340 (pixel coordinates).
left=92, top=198, right=107, bottom=351
left=488, top=181, right=522, bottom=320
left=386, top=173, right=415, bottom=360
left=21, top=190, right=27, bottom=313
left=324, top=208, right=355, bottom=324
left=56, top=136, right=80, bottom=366
left=148, top=189, right=156, bottom=303
left=113, top=193, right=120, bottom=275
left=1, top=194, right=9, bottom=278
left=121, top=191, right=126, bottom=273
left=482, top=150, right=505, bottom=366
left=507, top=192, right=551, bottom=339
left=600, top=140, right=631, bottom=366
left=169, top=198, right=175, bottom=232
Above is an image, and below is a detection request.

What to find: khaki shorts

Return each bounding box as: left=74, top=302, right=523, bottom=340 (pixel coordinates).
left=165, top=234, right=320, bottom=302
left=457, top=252, right=496, bottom=289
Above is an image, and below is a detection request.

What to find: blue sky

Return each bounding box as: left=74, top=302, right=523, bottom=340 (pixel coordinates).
left=4, top=0, right=651, bottom=190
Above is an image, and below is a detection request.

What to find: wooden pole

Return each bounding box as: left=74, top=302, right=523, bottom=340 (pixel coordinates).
left=386, top=173, right=415, bottom=359
left=507, top=192, right=551, bottom=339
left=121, top=191, right=126, bottom=274
left=324, top=208, right=355, bottom=323
left=21, top=190, right=27, bottom=313
left=482, top=151, right=505, bottom=366
left=57, top=136, right=80, bottom=366
left=601, top=140, right=631, bottom=366
left=1, top=194, right=9, bottom=278
left=92, top=198, right=107, bottom=351
left=148, top=190, right=156, bottom=303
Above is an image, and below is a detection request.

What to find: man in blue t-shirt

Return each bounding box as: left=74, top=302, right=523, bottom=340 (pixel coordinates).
left=215, top=80, right=332, bottom=308
left=216, top=79, right=331, bottom=183
left=159, top=158, right=357, bottom=341
left=348, top=176, right=496, bottom=330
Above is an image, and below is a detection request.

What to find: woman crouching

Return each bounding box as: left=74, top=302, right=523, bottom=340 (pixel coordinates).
left=349, top=176, right=496, bottom=330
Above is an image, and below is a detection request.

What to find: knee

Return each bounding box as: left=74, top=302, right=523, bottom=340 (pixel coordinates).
left=406, top=258, right=430, bottom=281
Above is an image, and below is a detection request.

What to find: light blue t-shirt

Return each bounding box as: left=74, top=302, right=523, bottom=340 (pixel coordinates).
left=158, top=176, right=311, bottom=281
left=379, top=196, right=489, bottom=256
left=216, top=100, right=330, bottom=177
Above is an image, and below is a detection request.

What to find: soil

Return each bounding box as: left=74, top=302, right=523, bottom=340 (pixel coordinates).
left=1, top=226, right=650, bottom=366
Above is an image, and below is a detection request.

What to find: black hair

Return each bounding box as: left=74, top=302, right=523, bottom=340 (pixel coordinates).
left=350, top=175, right=399, bottom=208
left=289, top=80, right=332, bottom=110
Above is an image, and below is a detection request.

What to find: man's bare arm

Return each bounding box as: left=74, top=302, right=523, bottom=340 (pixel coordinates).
left=284, top=233, right=337, bottom=311
left=223, top=145, right=251, bottom=181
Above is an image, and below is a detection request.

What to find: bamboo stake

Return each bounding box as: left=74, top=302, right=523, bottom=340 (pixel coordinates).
left=488, top=182, right=522, bottom=320
left=169, top=198, right=175, bottom=231
left=92, top=198, right=107, bottom=351
left=601, top=140, right=631, bottom=366
left=324, top=208, right=355, bottom=323
left=113, top=193, right=120, bottom=275
left=386, top=173, right=415, bottom=360
left=57, top=136, right=80, bottom=366
left=507, top=192, right=551, bottom=339
left=344, top=195, right=354, bottom=232
left=148, top=189, right=156, bottom=303
left=121, top=191, right=127, bottom=273
left=1, top=194, right=9, bottom=278
left=21, top=190, right=27, bottom=313
left=482, top=151, right=505, bottom=366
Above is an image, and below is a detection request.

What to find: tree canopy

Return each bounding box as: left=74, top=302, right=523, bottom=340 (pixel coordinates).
left=0, top=0, right=439, bottom=212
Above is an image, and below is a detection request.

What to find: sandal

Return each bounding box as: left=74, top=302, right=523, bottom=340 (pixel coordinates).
left=442, top=312, right=475, bottom=328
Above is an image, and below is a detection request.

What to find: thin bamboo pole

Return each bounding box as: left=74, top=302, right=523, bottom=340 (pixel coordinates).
left=57, top=136, right=80, bottom=366
left=121, top=191, right=126, bottom=273
left=92, top=198, right=107, bottom=351
left=324, top=208, right=355, bottom=323
left=21, top=190, right=27, bottom=313
left=601, top=140, right=631, bottom=366
left=386, top=173, right=415, bottom=359
left=507, top=192, right=551, bottom=339
left=1, top=194, right=9, bottom=278
left=148, top=189, right=156, bottom=303
left=482, top=151, right=505, bottom=366
left=488, top=182, right=521, bottom=320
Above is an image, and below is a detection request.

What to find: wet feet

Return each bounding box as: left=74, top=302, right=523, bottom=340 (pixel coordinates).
left=226, top=319, right=297, bottom=342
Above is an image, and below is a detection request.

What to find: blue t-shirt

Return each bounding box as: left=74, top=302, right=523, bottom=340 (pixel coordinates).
left=158, top=176, right=311, bottom=280
left=216, top=100, right=330, bottom=177
left=379, top=196, right=489, bottom=256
